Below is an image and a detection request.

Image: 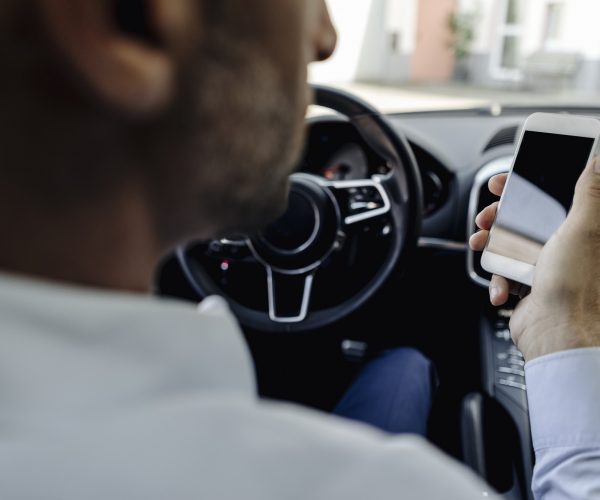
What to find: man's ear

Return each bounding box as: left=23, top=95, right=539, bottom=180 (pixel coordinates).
left=39, top=0, right=200, bottom=114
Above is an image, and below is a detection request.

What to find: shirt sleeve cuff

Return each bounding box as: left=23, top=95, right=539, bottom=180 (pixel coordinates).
left=526, top=347, right=600, bottom=451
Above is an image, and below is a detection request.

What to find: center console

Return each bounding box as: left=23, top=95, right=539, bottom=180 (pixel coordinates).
left=463, top=157, right=534, bottom=499
left=461, top=305, right=533, bottom=500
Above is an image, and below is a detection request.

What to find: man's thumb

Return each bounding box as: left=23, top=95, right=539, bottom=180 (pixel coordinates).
left=571, top=156, right=600, bottom=217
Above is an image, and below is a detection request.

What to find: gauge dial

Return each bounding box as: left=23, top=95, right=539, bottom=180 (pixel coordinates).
left=321, top=143, right=369, bottom=181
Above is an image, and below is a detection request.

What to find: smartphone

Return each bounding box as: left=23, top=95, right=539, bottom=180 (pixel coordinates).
left=481, top=112, right=600, bottom=286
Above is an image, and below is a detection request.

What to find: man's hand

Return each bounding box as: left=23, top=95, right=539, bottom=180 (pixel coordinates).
left=470, top=158, right=600, bottom=361
left=469, top=174, right=529, bottom=306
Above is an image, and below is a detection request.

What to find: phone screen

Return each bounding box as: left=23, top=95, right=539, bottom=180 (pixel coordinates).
left=487, top=131, right=595, bottom=265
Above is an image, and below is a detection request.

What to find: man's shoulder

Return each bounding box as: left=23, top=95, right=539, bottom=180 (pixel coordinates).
left=1, top=394, right=491, bottom=500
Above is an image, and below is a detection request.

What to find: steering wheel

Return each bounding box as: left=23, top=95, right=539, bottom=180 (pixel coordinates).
left=176, top=86, right=423, bottom=333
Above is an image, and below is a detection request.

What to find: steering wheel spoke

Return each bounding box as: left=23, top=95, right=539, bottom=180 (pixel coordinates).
left=326, top=177, right=392, bottom=227
left=266, top=267, right=315, bottom=324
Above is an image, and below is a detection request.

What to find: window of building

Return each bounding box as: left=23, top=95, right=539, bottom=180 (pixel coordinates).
left=543, top=1, right=565, bottom=49
left=491, top=0, right=524, bottom=80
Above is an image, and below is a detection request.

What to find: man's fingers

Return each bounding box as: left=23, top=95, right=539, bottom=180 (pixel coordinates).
left=489, top=274, right=510, bottom=306
left=488, top=174, right=508, bottom=197
left=469, top=230, right=489, bottom=251
left=475, top=201, right=499, bottom=230
left=472, top=172, right=521, bottom=309
left=470, top=199, right=499, bottom=252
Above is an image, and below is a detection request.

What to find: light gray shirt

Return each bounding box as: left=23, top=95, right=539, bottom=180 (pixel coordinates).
left=0, top=273, right=595, bottom=499
left=526, top=348, right=600, bottom=499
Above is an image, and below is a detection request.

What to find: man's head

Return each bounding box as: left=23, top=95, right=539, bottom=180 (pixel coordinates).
left=0, top=0, right=336, bottom=250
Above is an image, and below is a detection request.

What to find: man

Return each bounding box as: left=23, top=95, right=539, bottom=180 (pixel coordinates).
left=0, top=1, right=598, bottom=498
left=1, top=0, right=437, bottom=439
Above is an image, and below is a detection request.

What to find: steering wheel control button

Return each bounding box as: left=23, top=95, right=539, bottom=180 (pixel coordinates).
left=328, top=178, right=391, bottom=226
left=206, top=239, right=250, bottom=260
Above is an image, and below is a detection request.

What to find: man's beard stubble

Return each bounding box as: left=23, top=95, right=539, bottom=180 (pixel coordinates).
left=149, top=29, right=307, bottom=247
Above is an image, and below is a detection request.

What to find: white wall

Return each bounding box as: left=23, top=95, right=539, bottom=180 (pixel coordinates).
left=556, top=0, right=600, bottom=58
left=309, top=0, right=418, bottom=84
left=309, top=0, right=374, bottom=83
left=458, top=0, right=500, bottom=55
left=310, top=0, right=600, bottom=88
left=520, top=0, right=600, bottom=59
left=463, top=0, right=600, bottom=59
left=456, top=0, right=600, bottom=89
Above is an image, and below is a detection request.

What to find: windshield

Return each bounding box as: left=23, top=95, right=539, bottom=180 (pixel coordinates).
left=310, top=0, right=600, bottom=113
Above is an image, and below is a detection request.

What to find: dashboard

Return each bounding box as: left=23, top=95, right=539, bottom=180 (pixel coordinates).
left=383, top=107, right=600, bottom=499
left=164, top=105, right=600, bottom=319
left=379, top=106, right=599, bottom=287
left=158, top=103, right=600, bottom=499
left=299, top=108, right=523, bottom=291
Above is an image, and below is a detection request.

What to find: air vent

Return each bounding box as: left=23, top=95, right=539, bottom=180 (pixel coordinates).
left=483, top=126, right=518, bottom=152
left=422, top=170, right=444, bottom=217
left=408, top=141, right=450, bottom=217
left=467, top=158, right=512, bottom=287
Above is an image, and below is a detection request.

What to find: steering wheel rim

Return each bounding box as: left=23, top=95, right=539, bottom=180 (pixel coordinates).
left=176, top=85, right=423, bottom=333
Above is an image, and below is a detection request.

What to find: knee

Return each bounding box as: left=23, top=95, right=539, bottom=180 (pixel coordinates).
left=383, top=347, right=431, bottom=373
left=379, top=348, right=437, bottom=393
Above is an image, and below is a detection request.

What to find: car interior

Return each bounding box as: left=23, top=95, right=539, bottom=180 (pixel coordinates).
left=151, top=0, right=600, bottom=496
left=152, top=83, right=600, bottom=500
left=5, top=0, right=600, bottom=497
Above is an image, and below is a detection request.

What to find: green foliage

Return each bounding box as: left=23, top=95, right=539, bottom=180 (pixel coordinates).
left=448, top=12, right=476, bottom=61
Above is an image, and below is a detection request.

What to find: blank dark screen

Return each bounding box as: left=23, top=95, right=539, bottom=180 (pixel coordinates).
left=488, top=130, right=595, bottom=264
left=513, top=131, right=594, bottom=211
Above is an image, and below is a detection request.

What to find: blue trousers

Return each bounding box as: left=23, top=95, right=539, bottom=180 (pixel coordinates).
left=333, top=348, right=436, bottom=436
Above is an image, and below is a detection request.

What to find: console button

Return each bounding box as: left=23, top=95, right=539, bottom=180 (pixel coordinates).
left=499, top=379, right=527, bottom=391
left=507, top=357, right=525, bottom=367
left=498, top=366, right=525, bottom=377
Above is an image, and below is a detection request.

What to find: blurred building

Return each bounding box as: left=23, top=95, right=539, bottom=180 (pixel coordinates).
left=463, top=0, right=600, bottom=92
left=311, top=0, right=457, bottom=84
left=312, top=0, right=600, bottom=92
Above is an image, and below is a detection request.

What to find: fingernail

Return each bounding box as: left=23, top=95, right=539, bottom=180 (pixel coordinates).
left=490, top=286, right=500, bottom=304
left=469, top=232, right=476, bottom=247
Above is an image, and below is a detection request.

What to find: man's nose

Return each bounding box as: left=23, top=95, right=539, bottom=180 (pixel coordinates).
left=313, top=1, right=337, bottom=62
